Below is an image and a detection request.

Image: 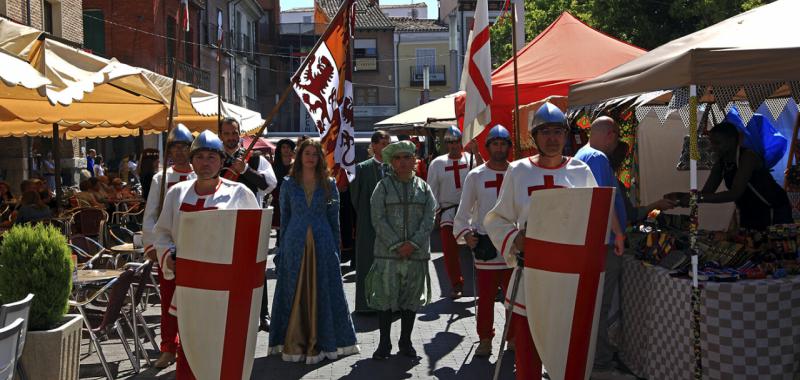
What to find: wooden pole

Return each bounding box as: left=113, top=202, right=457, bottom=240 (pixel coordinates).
left=52, top=123, right=62, bottom=213
left=510, top=5, right=522, bottom=160
left=239, top=84, right=294, bottom=156
left=157, top=7, right=187, bottom=211
left=217, top=33, right=224, bottom=135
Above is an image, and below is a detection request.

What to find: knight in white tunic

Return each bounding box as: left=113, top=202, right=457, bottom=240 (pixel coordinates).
left=484, top=103, right=598, bottom=380
left=140, top=123, right=196, bottom=368
left=427, top=126, right=473, bottom=297
left=452, top=125, right=514, bottom=357
left=152, top=130, right=259, bottom=379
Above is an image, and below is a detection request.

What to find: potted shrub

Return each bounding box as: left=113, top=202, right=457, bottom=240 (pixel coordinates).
left=0, top=223, right=81, bottom=380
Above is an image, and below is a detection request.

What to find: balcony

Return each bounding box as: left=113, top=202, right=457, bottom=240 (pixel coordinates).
left=409, top=65, right=446, bottom=86
left=279, top=23, right=327, bottom=36
left=158, top=57, right=211, bottom=91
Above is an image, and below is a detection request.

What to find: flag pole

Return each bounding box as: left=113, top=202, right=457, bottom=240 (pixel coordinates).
left=510, top=3, right=522, bottom=160
left=217, top=33, right=224, bottom=135
left=157, top=3, right=187, bottom=211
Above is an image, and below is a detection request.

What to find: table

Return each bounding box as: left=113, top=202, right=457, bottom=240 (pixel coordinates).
left=619, top=255, right=800, bottom=379
left=110, top=243, right=144, bottom=266
left=75, top=269, right=123, bottom=285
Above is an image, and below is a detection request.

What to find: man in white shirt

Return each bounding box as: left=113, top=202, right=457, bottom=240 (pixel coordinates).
left=485, top=103, right=623, bottom=380
left=153, top=130, right=259, bottom=378
left=141, top=123, right=196, bottom=368
left=427, top=126, right=472, bottom=298
left=453, top=125, right=513, bottom=357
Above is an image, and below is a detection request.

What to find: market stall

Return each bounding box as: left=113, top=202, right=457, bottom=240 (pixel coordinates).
left=568, top=0, right=800, bottom=377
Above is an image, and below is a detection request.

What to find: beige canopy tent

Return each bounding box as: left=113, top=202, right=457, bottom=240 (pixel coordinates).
left=569, top=0, right=800, bottom=107
left=376, top=92, right=463, bottom=130
left=0, top=17, right=264, bottom=138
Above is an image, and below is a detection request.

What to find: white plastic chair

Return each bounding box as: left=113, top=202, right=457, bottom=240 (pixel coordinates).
left=0, top=318, right=23, bottom=380
left=0, top=294, right=33, bottom=380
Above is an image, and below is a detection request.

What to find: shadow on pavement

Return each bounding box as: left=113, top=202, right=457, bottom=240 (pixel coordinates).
left=251, top=354, right=330, bottom=379
left=339, top=355, right=420, bottom=380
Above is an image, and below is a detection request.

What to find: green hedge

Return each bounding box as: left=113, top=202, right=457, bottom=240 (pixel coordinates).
left=0, top=224, right=73, bottom=330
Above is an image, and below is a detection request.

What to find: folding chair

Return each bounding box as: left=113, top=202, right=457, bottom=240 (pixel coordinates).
left=0, top=318, right=23, bottom=380
left=0, top=294, right=33, bottom=380
left=123, top=260, right=158, bottom=365
left=69, top=270, right=140, bottom=378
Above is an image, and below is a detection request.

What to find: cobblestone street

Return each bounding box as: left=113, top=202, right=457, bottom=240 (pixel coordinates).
left=78, top=232, right=523, bottom=379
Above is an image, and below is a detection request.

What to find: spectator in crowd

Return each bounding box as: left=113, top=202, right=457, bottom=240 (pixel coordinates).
left=42, top=152, right=56, bottom=190
left=139, top=149, right=160, bottom=199
left=14, top=190, right=52, bottom=225
left=0, top=181, right=13, bottom=203
left=87, top=149, right=96, bottom=177
left=93, top=155, right=106, bottom=177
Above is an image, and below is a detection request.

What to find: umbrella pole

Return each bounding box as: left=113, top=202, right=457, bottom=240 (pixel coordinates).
left=52, top=123, right=62, bottom=213
left=688, top=84, right=702, bottom=379
left=217, top=34, right=224, bottom=135
left=510, top=3, right=522, bottom=160
left=157, top=8, right=186, bottom=212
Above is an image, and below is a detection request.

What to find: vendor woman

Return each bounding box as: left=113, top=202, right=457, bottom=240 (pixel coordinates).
left=667, top=121, right=792, bottom=230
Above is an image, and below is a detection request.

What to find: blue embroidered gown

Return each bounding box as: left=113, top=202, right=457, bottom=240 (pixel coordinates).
left=268, top=177, right=359, bottom=363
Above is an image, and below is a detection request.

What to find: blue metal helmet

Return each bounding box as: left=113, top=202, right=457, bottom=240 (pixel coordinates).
left=167, top=123, right=193, bottom=147
left=485, top=124, right=512, bottom=146
left=530, top=102, right=568, bottom=133
left=190, top=130, right=225, bottom=158
left=444, top=125, right=462, bottom=140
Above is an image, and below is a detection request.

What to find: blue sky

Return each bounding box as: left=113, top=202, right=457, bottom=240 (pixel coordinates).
left=280, top=0, right=438, bottom=19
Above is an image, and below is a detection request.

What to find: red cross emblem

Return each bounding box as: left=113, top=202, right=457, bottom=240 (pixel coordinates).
left=445, top=160, right=468, bottom=189
left=523, top=187, right=613, bottom=379
left=175, top=210, right=266, bottom=378
left=167, top=175, right=189, bottom=189
left=179, top=198, right=219, bottom=212
left=527, top=175, right=564, bottom=196
left=484, top=173, right=504, bottom=196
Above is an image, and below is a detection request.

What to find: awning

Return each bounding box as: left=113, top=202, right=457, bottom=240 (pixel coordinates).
left=569, top=0, right=800, bottom=106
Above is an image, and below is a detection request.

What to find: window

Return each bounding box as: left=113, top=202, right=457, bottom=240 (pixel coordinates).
left=166, top=16, right=176, bottom=62
left=415, top=48, right=436, bottom=68
left=43, top=2, right=53, bottom=34
left=355, top=87, right=378, bottom=106
left=354, top=39, right=377, bottom=58
left=83, top=10, right=105, bottom=55
left=354, top=39, right=378, bottom=71
left=302, top=15, right=312, bottom=23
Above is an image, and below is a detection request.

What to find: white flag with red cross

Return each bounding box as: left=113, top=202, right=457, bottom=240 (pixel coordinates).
left=461, top=0, right=492, bottom=146
left=175, top=208, right=273, bottom=380
left=523, top=187, right=615, bottom=380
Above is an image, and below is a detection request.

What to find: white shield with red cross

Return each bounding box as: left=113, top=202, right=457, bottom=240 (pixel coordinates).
left=523, top=187, right=614, bottom=380
left=175, top=208, right=272, bottom=380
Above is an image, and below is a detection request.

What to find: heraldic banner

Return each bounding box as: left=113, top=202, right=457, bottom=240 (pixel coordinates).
left=291, top=0, right=356, bottom=183
left=523, top=187, right=615, bottom=380
left=175, top=208, right=273, bottom=380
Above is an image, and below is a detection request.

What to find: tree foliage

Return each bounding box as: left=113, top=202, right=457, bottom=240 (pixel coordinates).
left=490, top=0, right=774, bottom=68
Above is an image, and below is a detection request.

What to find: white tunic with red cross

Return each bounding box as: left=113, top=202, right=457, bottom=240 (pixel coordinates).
left=452, top=164, right=510, bottom=270
left=484, top=156, right=597, bottom=315
left=152, top=178, right=259, bottom=283
left=142, top=166, right=196, bottom=257
left=427, top=152, right=473, bottom=227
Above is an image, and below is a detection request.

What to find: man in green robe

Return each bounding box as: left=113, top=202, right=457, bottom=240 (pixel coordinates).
left=350, top=131, right=391, bottom=312
left=366, top=141, right=437, bottom=360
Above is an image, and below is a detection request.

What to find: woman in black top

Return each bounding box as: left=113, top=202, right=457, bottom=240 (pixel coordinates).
left=668, top=121, right=792, bottom=230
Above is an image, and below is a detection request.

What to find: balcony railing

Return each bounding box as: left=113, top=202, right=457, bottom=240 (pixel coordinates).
left=410, top=65, right=446, bottom=86
left=157, top=57, right=211, bottom=91
left=278, top=23, right=328, bottom=36
left=203, top=23, right=255, bottom=57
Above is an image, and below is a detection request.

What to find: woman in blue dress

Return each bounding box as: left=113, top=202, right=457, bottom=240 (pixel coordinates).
left=269, top=139, right=359, bottom=364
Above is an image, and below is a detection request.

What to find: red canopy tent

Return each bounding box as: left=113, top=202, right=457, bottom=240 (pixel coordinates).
left=461, top=12, right=646, bottom=156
